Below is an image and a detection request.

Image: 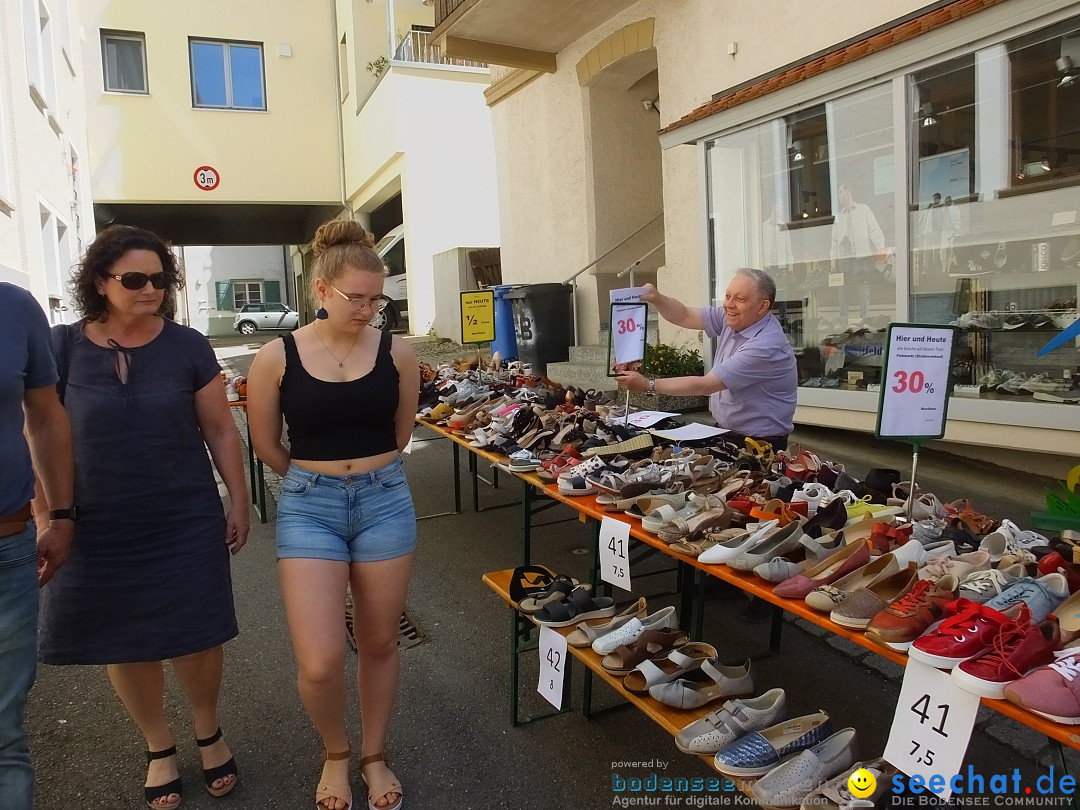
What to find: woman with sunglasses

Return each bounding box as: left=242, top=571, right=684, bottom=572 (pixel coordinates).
left=246, top=219, right=419, bottom=810
left=38, top=225, right=249, bottom=809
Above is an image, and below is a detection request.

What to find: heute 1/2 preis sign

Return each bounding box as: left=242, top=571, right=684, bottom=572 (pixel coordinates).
left=875, top=323, right=956, bottom=442
left=194, top=166, right=220, bottom=191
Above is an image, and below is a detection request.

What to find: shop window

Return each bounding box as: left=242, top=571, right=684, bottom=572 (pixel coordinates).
left=102, top=30, right=148, bottom=93
left=189, top=39, right=265, bottom=110
left=907, top=16, right=1080, bottom=405
left=232, top=281, right=262, bottom=309
left=786, top=106, right=832, bottom=222
left=707, top=83, right=897, bottom=393
left=1008, top=21, right=1080, bottom=189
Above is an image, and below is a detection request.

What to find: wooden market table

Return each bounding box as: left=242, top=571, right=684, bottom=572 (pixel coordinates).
left=416, top=417, right=1080, bottom=754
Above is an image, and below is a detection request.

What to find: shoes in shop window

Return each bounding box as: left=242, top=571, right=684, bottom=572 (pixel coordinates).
left=966, top=311, right=1004, bottom=330
left=950, top=611, right=1060, bottom=698
left=1003, top=313, right=1032, bottom=330
left=1019, top=373, right=1071, bottom=395
left=996, top=372, right=1029, bottom=395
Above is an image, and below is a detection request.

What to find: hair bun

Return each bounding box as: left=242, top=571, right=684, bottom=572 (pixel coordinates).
left=312, top=220, right=374, bottom=256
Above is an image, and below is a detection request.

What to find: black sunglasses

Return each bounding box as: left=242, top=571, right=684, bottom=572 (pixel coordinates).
left=108, top=271, right=169, bottom=290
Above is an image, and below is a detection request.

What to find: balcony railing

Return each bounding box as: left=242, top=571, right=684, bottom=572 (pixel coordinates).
left=393, top=30, right=485, bottom=68
left=433, top=0, right=467, bottom=25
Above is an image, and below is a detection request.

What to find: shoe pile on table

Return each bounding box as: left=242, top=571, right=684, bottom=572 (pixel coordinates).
left=427, top=356, right=1080, bottom=724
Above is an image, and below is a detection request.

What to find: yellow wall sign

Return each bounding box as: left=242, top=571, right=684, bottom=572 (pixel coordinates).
left=460, top=290, right=496, bottom=344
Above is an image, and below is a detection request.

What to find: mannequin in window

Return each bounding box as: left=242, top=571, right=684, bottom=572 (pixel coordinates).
left=830, top=183, right=885, bottom=323
left=918, top=192, right=944, bottom=276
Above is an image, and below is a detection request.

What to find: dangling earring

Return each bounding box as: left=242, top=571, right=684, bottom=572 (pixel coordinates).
left=316, top=306, right=328, bottom=320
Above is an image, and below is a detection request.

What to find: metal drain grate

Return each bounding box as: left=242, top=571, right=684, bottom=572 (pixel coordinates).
left=344, top=591, right=423, bottom=652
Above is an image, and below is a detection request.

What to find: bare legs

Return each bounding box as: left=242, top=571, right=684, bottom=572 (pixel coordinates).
left=107, top=645, right=234, bottom=808
left=279, top=554, right=413, bottom=810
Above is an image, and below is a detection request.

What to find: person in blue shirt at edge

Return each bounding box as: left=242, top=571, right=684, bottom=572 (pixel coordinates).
left=0, top=282, right=75, bottom=810
left=615, top=268, right=797, bottom=451
left=615, top=268, right=797, bottom=624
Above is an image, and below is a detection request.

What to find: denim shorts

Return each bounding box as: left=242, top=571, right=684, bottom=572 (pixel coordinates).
left=276, top=457, right=417, bottom=563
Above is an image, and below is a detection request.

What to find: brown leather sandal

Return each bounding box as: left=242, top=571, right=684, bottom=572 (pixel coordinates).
left=359, top=754, right=403, bottom=810
left=316, top=749, right=353, bottom=810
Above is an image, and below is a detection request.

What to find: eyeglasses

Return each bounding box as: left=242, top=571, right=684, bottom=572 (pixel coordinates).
left=328, top=284, right=388, bottom=312
left=108, top=271, right=169, bottom=290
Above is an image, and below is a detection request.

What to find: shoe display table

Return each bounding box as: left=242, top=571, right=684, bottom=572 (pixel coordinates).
left=481, top=567, right=757, bottom=793
left=418, top=419, right=1080, bottom=753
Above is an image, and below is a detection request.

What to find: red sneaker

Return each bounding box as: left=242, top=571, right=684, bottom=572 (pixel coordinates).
left=951, top=614, right=1061, bottom=698
left=908, top=599, right=1026, bottom=669
left=1039, top=552, right=1080, bottom=594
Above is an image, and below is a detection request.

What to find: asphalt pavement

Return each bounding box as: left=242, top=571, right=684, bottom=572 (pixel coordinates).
left=23, top=334, right=1076, bottom=809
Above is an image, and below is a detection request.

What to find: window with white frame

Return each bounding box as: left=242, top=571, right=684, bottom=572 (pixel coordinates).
left=24, top=0, right=58, bottom=114
left=190, top=39, right=265, bottom=110
left=233, top=281, right=262, bottom=308
left=102, top=30, right=148, bottom=93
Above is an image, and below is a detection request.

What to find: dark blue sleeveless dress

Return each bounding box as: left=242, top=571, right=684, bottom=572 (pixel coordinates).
left=38, top=319, right=238, bottom=664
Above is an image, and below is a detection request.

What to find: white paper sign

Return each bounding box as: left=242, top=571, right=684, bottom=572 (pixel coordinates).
left=610, top=286, right=650, bottom=305
left=877, top=325, right=955, bottom=440
left=611, top=303, right=647, bottom=365
left=599, top=516, right=632, bottom=591
left=626, top=410, right=679, bottom=428
left=649, top=423, right=729, bottom=442
left=537, top=626, right=568, bottom=709
left=883, top=660, right=980, bottom=800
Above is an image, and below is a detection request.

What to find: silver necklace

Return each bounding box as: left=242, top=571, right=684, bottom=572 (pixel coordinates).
left=313, top=324, right=361, bottom=368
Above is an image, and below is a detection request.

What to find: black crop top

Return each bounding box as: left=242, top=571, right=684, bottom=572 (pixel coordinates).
left=279, top=330, right=399, bottom=460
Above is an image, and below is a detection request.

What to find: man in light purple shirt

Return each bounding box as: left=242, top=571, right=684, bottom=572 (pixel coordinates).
left=616, top=268, right=797, bottom=449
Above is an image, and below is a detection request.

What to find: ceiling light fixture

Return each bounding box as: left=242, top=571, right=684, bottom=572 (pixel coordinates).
left=919, top=103, right=937, bottom=127
left=1056, top=56, right=1078, bottom=89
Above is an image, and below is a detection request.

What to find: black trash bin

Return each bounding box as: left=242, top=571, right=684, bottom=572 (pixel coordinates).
left=504, top=283, right=573, bottom=375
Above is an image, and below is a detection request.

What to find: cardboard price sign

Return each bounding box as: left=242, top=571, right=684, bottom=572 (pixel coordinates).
left=460, top=291, right=496, bottom=344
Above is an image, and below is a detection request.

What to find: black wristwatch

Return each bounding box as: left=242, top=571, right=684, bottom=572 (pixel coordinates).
left=49, top=507, right=78, bottom=522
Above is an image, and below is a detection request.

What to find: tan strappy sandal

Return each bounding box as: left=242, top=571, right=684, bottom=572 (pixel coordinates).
left=316, top=749, right=353, bottom=810
left=359, top=754, right=403, bottom=810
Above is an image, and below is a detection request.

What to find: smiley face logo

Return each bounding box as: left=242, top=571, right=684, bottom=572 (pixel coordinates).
left=848, top=768, right=877, bottom=798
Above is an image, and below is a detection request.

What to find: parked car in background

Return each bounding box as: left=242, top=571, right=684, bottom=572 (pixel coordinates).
left=233, top=303, right=300, bottom=335
left=373, top=224, right=407, bottom=331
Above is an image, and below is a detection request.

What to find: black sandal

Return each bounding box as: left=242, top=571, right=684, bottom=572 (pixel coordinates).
left=196, top=727, right=238, bottom=797
left=144, top=746, right=183, bottom=809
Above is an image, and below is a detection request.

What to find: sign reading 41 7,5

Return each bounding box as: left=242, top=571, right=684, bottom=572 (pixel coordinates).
left=876, top=324, right=957, bottom=442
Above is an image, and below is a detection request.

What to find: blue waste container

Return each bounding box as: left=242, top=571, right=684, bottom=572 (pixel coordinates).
left=490, top=284, right=519, bottom=361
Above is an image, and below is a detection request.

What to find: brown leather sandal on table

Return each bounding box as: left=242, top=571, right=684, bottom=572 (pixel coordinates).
left=600, top=627, right=690, bottom=675
left=359, top=754, right=403, bottom=810
left=316, top=749, right=353, bottom=810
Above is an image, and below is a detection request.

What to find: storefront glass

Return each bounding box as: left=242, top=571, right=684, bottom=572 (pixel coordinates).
left=909, top=18, right=1080, bottom=403
left=706, top=83, right=898, bottom=391
left=705, top=13, right=1080, bottom=406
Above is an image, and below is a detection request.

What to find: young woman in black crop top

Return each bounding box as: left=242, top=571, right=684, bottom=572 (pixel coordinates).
left=247, top=219, right=420, bottom=810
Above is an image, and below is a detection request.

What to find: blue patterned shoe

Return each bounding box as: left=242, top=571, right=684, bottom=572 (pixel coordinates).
left=713, top=711, right=832, bottom=777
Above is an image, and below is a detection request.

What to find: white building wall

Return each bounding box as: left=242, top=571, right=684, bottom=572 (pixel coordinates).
left=489, top=0, right=937, bottom=347
left=345, top=64, right=500, bottom=335
left=0, top=0, right=95, bottom=318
